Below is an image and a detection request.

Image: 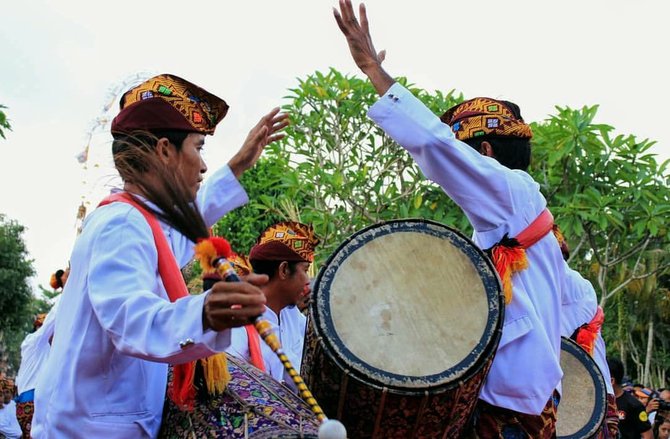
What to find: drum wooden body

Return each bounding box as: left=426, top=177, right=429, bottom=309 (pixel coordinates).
left=160, top=355, right=319, bottom=438
left=302, top=220, right=504, bottom=438
left=556, top=337, right=607, bottom=439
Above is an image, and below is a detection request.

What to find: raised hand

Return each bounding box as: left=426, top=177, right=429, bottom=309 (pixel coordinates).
left=203, top=273, right=268, bottom=331
left=228, top=108, right=289, bottom=179
left=333, top=0, right=394, bottom=95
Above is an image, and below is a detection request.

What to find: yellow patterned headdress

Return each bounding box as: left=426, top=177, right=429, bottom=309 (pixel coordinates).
left=229, top=252, right=252, bottom=276
left=111, top=74, right=229, bottom=135
left=249, top=221, right=319, bottom=263
left=440, top=97, right=533, bottom=141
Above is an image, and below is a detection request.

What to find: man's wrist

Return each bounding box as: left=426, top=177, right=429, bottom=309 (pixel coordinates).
left=227, top=158, right=244, bottom=180
left=362, top=64, right=395, bottom=96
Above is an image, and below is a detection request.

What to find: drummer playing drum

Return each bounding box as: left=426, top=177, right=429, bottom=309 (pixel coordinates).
left=333, top=2, right=569, bottom=436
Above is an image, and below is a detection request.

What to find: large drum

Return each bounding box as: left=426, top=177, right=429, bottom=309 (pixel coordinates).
left=302, top=220, right=504, bottom=438
left=160, top=354, right=320, bottom=438
left=556, top=337, right=607, bottom=439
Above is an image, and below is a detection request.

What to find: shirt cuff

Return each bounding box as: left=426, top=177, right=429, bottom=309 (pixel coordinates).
left=198, top=164, right=249, bottom=227
left=368, top=82, right=411, bottom=122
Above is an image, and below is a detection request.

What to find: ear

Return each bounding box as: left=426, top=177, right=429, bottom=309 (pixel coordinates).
left=278, top=261, right=290, bottom=280
left=479, top=141, right=495, bottom=158
left=155, top=137, right=175, bottom=165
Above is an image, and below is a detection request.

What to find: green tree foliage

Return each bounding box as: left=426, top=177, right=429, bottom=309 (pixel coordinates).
left=212, top=68, right=669, bottom=385
left=529, top=105, right=670, bottom=385
left=212, top=149, right=300, bottom=256
left=0, top=214, right=49, bottom=375
left=253, top=69, right=470, bottom=265
left=0, top=105, right=11, bottom=139
left=0, top=215, right=34, bottom=331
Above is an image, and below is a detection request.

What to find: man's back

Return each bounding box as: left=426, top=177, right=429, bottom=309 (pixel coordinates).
left=369, top=84, right=566, bottom=414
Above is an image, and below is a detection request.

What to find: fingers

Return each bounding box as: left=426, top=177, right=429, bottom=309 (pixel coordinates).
left=254, top=110, right=288, bottom=135
left=205, top=281, right=267, bottom=330
left=359, top=3, right=369, bottom=33
left=259, top=107, right=281, bottom=126
left=378, top=49, right=386, bottom=63
left=333, top=7, right=347, bottom=34
left=335, top=0, right=360, bottom=34
left=340, top=0, right=356, bottom=25
left=266, top=133, right=286, bottom=145
left=248, top=111, right=289, bottom=146
left=270, top=119, right=290, bottom=135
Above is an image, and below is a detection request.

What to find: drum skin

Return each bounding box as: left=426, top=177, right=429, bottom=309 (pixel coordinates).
left=160, top=355, right=319, bottom=439
left=556, top=337, right=607, bottom=439
left=302, top=219, right=504, bottom=438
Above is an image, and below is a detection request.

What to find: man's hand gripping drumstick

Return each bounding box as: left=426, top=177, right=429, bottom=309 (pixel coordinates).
left=195, top=237, right=347, bottom=438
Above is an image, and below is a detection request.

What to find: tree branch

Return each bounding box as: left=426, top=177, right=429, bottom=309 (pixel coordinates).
left=608, top=235, right=651, bottom=267
left=605, top=262, right=670, bottom=300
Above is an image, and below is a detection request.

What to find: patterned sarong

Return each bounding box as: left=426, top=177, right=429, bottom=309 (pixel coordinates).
left=16, top=400, right=34, bottom=439
left=472, top=392, right=558, bottom=439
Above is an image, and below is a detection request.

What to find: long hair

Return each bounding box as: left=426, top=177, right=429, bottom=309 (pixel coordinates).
left=112, top=131, right=209, bottom=243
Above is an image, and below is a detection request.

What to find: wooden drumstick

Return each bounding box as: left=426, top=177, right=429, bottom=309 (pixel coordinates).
left=214, top=257, right=327, bottom=422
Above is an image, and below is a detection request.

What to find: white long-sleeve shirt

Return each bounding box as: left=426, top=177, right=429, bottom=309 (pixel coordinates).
left=32, top=165, right=248, bottom=438
left=561, top=265, right=614, bottom=395
left=0, top=401, right=22, bottom=439
left=225, top=305, right=306, bottom=391
left=369, top=83, right=566, bottom=415
left=15, top=297, right=60, bottom=396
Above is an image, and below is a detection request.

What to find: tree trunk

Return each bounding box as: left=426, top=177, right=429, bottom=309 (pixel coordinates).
left=643, top=316, right=654, bottom=386
left=617, top=292, right=627, bottom=366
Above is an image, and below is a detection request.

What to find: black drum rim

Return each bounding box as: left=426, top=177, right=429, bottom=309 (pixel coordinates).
left=557, top=336, right=608, bottom=439
left=310, top=218, right=504, bottom=394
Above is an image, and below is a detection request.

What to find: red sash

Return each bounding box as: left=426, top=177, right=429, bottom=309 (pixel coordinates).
left=489, top=209, right=555, bottom=304
left=245, top=325, right=266, bottom=372
left=98, top=192, right=196, bottom=409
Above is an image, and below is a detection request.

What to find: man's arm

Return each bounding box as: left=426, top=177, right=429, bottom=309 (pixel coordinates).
left=88, top=209, right=266, bottom=363
left=333, top=1, right=526, bottom=233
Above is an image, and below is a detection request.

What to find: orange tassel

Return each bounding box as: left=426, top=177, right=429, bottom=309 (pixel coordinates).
left=575, top=307, right=605, bottom=356
left=168, top=363, right=196, bottom=411
left=491, top=245, right=528, bottom=304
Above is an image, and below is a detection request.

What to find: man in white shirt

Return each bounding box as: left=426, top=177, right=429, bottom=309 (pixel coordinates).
left=225, top=221, right=318, bottom=391
left=14, top=301, right=59, bottom=438
left=31, top=74, right=288, bottom=438
left=557, top=235, right=618, bottom=438
left=334, top=2, right=567, bottom=437
left=0, top=377, right=22, bottom=439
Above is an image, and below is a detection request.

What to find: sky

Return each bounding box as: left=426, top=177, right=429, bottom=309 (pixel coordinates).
left=1, top=0, right=669, bottom=296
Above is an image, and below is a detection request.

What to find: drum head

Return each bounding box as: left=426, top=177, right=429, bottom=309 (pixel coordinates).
left=556, top=337, right=607, bottom=439
left=311, top=219, right=503, bottom=392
